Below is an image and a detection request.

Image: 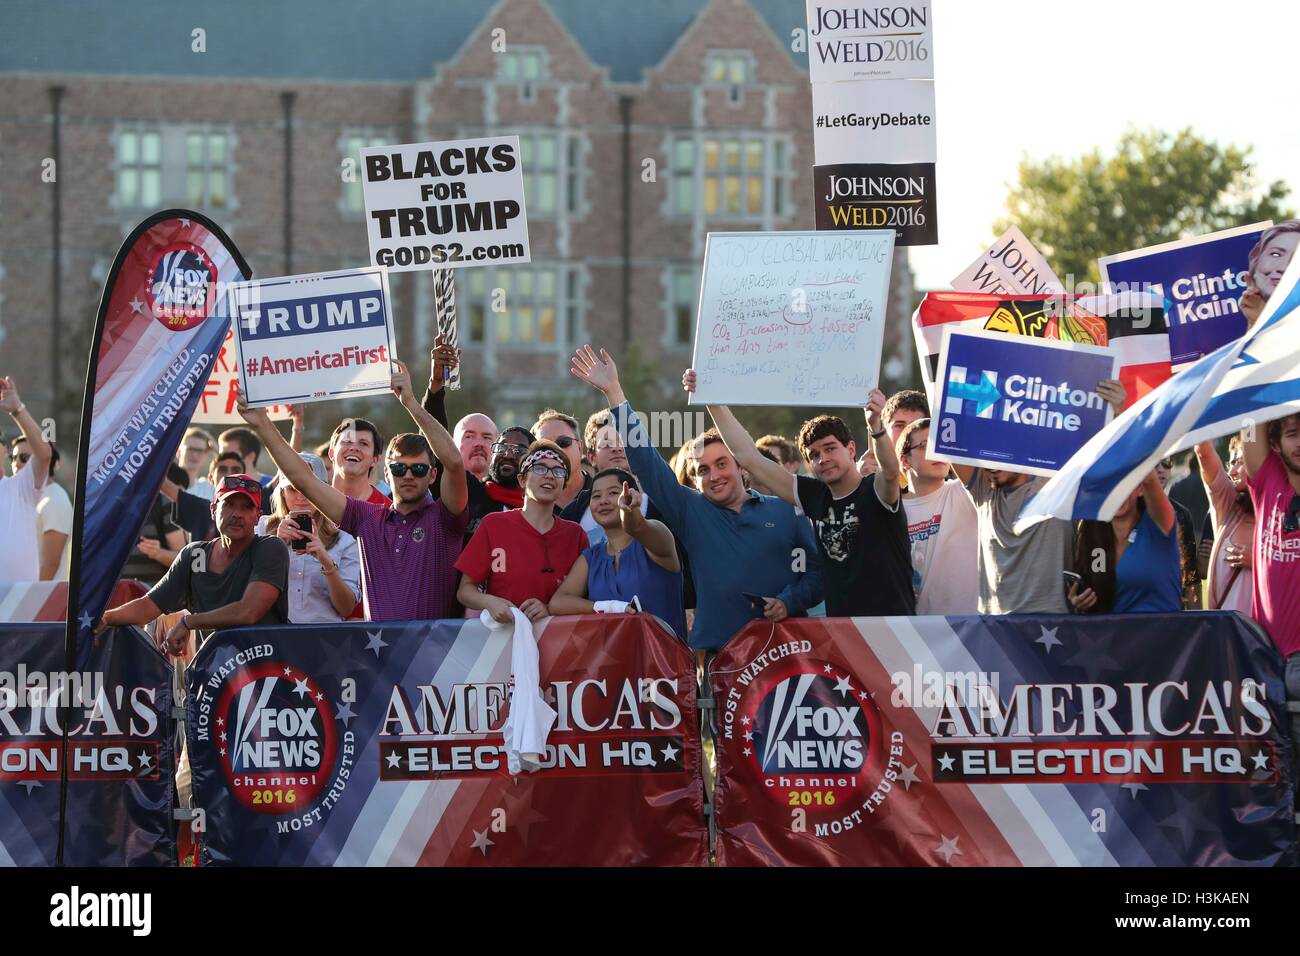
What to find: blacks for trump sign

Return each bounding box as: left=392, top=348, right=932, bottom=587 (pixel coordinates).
left=360, top=136, right=531, bottom=273
left=814, top=161, right=937, bottom=246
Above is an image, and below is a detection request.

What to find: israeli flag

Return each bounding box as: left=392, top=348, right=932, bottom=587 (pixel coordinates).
left=1016, top=251, right=1300, bottom=530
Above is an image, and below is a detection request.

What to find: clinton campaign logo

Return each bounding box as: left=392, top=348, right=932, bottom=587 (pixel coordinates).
left=146, top=243, right=217, bottom=330
left=945, top=366, right=1000, bottom=419
left=212, top=660, right=339, bottom=814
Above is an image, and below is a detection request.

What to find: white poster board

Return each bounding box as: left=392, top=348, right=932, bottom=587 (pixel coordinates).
left=811, top=78, right=936, bottom=165
left=359, top=135, right=530, bottom=273
left=689, top=230, right=895, bottom=407
left=950, top=226, right=1063, bottom=296
left=192, top=325, right=293, bottom=424
left=232, top=267, right=396, bottom=408
left=806, top=0, right=934, bottom=83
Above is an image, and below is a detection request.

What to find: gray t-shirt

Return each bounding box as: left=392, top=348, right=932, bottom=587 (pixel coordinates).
left=147, top=536, right=290, bottom=639
left=967, top=471, right=1072, bottom=614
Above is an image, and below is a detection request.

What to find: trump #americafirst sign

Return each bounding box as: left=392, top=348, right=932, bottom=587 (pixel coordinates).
left=929, top=328, right=1117, bottom=476
left=232, top=267, right=395, bottom=408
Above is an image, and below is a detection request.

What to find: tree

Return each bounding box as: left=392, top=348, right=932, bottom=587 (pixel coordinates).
left=997, top=128, right=1292, bottom=283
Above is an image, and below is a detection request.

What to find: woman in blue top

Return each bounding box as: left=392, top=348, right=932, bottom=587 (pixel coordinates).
left=1068, top=469, right=1182, bottom=613
left=549, top=468, right=686, bottom=638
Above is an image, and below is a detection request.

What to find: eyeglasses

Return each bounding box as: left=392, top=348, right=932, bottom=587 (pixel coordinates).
left=491, top=442, right=529, bottom=457
left=219, top=475, right=262, bottom=495
left=388, top=462, right=432, bottom=478
left=527, top=464, right=568, bottom=479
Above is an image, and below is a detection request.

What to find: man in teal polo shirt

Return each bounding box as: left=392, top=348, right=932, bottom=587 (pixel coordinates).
left=571, top=345, right=822, bottom=652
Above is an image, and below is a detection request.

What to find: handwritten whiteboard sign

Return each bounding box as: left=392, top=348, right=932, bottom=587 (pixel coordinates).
left=689, top=230, right=895, bottom=407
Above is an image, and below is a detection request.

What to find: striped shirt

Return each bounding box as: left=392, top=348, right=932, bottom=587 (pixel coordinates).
left=340, top=493, right=466, bottom=621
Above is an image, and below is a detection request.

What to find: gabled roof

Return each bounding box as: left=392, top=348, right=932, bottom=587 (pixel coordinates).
left=0, top=0, right=808, bottom=84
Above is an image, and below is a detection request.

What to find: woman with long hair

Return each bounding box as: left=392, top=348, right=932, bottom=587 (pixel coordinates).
left=264, top=453, right=361, bottom=623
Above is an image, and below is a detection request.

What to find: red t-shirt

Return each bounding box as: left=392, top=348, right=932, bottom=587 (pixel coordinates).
left=366, top=486, right=391, bottom=505
left=455, top=509, right=588, bottom=606
left=1247, top=452, right=1300, bottom=656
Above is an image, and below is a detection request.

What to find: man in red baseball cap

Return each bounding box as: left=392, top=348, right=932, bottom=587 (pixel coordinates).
left=99, top=473, right=290, bottom=656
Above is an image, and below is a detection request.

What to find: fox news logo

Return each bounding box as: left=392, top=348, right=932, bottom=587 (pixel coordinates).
left=147, top=243, right=216, bottom=330
left=754, top=673, right=868, bottom=774
left=215, top=662, right=338, bottom=813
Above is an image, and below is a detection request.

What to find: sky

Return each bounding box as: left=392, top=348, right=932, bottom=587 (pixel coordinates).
left=909, top=0, right=1298, bottom=290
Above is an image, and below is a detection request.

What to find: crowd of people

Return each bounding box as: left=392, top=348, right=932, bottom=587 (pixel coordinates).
left=1, top=224, right=1297, bottom=682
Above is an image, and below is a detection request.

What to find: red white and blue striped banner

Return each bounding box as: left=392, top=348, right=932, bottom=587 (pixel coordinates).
left=67, top=210, right=250, bottom=667
left=186, top=615, right=707, bottom=866
left=712, top=613, right=1296, bottom=866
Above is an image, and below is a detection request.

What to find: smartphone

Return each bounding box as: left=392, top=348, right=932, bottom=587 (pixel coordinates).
left=1062, top=571, right=1083, bottom=588
left=292, top=512, right=313, bottom=550
left=741, top=591, right=767, bottom=609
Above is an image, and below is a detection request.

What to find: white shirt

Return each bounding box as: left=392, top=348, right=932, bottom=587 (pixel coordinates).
left=903, top=479, right=979, bottom=615
left=0, top=464, right=45, bottom=581
left=189, top=478, right=216, bottom=502
left=36, top=481, right=73, bottom=581
left=284, top=528, right=362, bottom=623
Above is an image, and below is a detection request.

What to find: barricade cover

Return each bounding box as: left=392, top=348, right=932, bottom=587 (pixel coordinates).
left=186, top=614, right=707, bottom=866
left=0, top=625, right=176, bottom=866
left=711, top=614, right=1297, bottom=866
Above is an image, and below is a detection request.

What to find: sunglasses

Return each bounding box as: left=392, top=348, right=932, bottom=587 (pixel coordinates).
left=527, top=464, right=569, bottom=479
left=551, top=435, right=578, bottom=449
left=388, top=462, right=432, bottom=478
left=219, top=475, right=262, bottom=494
left=11, top=452, right=29, bottom=464
left=1158, top=459, right=1173, bottom=470
left=1284, top=493, right=1300, bottom=534
left=491, top=442, right=530, bottom=457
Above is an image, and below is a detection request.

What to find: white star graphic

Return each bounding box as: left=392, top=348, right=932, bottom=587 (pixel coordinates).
left=220, top=748, right=227, bottom=757
left=137, top=752, right=152, bottom=769
left=1120, top=782, right=1148, bottom=799
left=743, top=730, right=753, bottom=741
left=293, top=677, right=310, bottom=699
left=898, top=762, right=921, bottom=790
left=365, top=631, right=388, bottom=656
left=1035, top=625, right=1062, bottom=654
left=315, top=692, right=324, bottom=701
left=742, top=747, right=752, bottom=757
left=78, top=611, right=93, bottom=631
left=935, top=834, right=962, bottom=864
left=335, top=700, right=357, bottom=726
left=833, top=674, right=853, bottom=698
left=470, top=828, right=494, bottom=855
left=219, top=731, right=226, bottom=742
left=660, top=743, right=679, bottom=763
left=1252, top=752, right=1270, bottom=770
left=937, top=752, right=955, bottom=772
left=385, top=751, right=403, bottom=769
left=859, top=690, right=869, bottom=700
left=823, top=664, right=833, bottom=673
left=129, top=297, right=145, bottom=314
left=282, top=666, right=293, bottom=677
left=741, top=716, right=751, bottom=726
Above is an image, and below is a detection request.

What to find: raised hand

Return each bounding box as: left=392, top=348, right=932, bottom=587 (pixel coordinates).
left=617, top=480, right=643, bottom=531
left=390, top=358, right=415, bottom=405
left=570, top=345, right=624, bottom=405
left=233, top=383, right=271, bottom=428
left=682, top=368, right=697, bottom=394
left=429, top=335, right=461, bottom=391
left=0, top=376, right=22, bottom=414
left=865, top=387, right=886, bottom=431
left=1096, top=379, right=1127, bottom=415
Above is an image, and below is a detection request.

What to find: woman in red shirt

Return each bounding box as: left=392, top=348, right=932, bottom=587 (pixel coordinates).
left=455, top=440, right=588, bottom=623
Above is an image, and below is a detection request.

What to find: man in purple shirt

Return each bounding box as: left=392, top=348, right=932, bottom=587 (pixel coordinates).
left=235, top=360, right=468, bottom=620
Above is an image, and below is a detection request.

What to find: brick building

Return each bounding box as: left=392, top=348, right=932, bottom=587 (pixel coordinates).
left=0, top=0, right=914, bottom=434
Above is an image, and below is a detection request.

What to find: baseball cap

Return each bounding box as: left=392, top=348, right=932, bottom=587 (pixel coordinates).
left=214, top=473, right=264, bottom=509
left=275, top=452, right=329, bottom=487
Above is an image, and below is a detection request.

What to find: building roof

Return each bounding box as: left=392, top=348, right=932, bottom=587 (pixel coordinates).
left=0, top=0, right=808, bottom=84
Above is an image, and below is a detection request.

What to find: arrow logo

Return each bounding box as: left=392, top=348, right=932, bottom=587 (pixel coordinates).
left=946, top=366, right=1001, bottom=418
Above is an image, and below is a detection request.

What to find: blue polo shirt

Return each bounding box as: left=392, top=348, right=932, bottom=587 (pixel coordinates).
left=612, top=402, right=823, bottom=650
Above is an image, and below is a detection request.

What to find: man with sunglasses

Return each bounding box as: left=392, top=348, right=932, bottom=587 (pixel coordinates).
left=161, top=450, right=246, bottom=541
left=533, top=409, right=589, bottom=510
left=235, top=359, right=468, bottom=621
left=1242, top=413, right=1300, bottom=660
left=99, top=473, right=290, bottom=656
left=0, top=376, right=51, bottom=582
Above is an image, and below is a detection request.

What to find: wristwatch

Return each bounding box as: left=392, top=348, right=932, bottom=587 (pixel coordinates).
left=321, top=562, right=339, bottom=576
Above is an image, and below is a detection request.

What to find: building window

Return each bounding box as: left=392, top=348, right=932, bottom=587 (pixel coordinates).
left=670, top=134, right=790, bottom=220
left=185, top=130, right=230, bottom=209
left=341, top=131, right=391, bottom=214
left=705, top=53, right=752, bottom=85
left=519, top=134, right=560, bottom=216
left=115, top=127, right=162, bottom=209
left=458, top=265, right=577, bottom=348
left=671, top=270, right=698, bottom=346
left=498, top=48, right=546, bottom=101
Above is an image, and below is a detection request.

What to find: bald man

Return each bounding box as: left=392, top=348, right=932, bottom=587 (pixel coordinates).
left=454, top=413, right=498, bottom=481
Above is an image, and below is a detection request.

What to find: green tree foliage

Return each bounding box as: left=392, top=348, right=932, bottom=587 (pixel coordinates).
left=997, top=128, right=1292, bottom=283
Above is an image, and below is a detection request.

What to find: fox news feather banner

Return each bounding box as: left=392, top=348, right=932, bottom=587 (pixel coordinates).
left=186, top=615, right=708, bottom=866
left=67, top=211, right=250, bottom=668
left=0, top=625, right=176, bottom=867
left=711, top=614, right=1296, bottom=867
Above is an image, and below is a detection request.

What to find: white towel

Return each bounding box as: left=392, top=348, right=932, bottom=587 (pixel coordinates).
left=479, top=608, right=556, bottom=774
